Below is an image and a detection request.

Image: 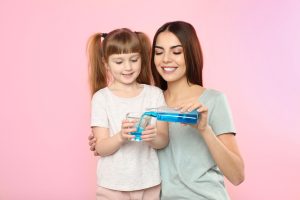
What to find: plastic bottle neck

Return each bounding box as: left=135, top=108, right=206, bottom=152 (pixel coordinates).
left=143, top=111, right=158, bottom=117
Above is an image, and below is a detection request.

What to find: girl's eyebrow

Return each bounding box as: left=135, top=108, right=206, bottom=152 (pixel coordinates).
left=112, top=57, right=123, bottom=60
left=155, top=45, right=182, bottom=49
left=130, top=54, right=140, bottom=58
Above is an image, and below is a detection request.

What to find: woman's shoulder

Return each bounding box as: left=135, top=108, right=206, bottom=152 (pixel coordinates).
left=201, top=88, right=227, bottom=103
left=204, top=88, right=224, bottom=97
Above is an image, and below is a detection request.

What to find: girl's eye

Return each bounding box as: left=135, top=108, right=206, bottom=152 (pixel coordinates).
left=115, top=61, right=122, bottom=64
left=155, top=52, right=163, bottom=55
left=131, top=56, right=141, bottom=62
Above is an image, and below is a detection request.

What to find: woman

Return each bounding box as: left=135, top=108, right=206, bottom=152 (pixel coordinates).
left=89, top=21, right=245, bottom=199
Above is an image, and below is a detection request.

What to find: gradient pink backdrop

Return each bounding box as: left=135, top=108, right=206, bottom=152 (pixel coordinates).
left=1, top=0, right=299, bottom=199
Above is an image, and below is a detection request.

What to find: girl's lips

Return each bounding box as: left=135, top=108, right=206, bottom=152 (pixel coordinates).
left=122, top=72, right=134, bottom=76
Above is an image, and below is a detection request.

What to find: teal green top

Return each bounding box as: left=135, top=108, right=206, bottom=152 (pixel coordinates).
left=158, top=89, right=235, bottom=200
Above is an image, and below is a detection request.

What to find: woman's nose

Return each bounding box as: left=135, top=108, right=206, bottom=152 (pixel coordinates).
left=162, top=53, right=171, bottom=63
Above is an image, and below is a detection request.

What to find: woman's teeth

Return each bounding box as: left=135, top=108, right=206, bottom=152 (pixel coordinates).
left=163, top=67, right=176, bottom=72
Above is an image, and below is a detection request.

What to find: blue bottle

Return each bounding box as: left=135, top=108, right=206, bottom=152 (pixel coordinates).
left=143, top=107, right=200, bottom=124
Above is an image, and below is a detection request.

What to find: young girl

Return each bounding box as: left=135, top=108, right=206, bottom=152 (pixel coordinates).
left=87, top=28, right=168, bottom=200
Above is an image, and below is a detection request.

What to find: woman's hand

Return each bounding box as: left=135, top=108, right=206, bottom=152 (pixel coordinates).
left=177, top=102, right=209, bottom=132
left=88, top=133, right=99, bottom=156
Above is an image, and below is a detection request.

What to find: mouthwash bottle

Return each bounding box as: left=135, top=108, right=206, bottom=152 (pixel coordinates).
left=143, top=106, right=200, bottom=124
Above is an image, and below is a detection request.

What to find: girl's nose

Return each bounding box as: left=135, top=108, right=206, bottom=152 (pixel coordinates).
left=124, top=61, right=132, bottom=70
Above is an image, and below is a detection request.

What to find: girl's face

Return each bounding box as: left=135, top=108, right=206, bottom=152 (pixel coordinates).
left=106, top=53, right=141, bottom=86
left=154, top=31, right=187, bottom=83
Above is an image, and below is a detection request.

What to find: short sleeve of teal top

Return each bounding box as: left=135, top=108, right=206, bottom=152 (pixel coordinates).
left=158, top=89, right=235, bottom=200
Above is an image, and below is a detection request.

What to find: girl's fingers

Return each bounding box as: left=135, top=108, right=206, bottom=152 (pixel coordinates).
left=141, top=127, right=157, bottom=141
left=144, top=125, right=155, bottom=131
left=142, top=129, right=157, bottom=136
left=124, top=128, right=136, bottom=133
left=141, top=134, right=156, bottom=141
left=142, top=126, right=156, bottom=135
left=122, top=121, right=137, bottom=129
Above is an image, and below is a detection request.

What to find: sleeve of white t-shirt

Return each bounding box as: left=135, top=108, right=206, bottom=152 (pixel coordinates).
left=209, top=92, right=236, bottom=135
left=90, top=92, right=109, bottom=128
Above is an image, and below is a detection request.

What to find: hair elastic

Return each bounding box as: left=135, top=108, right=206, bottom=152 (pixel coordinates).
left=101, top=33, right=107, bottom=38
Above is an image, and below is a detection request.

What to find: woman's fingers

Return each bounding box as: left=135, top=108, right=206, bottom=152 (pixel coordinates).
left=197, top=104, right=208, bottom=113
left=177, top=102, right=204, bottom=113
left=88, top=134, right=94, bottom=140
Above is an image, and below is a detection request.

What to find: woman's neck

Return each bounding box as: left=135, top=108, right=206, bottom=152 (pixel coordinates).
left=164, top=78, right=204, bottom=106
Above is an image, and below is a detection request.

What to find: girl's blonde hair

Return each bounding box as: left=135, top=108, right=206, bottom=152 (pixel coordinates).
left=87, top=28, right=152, bottom=95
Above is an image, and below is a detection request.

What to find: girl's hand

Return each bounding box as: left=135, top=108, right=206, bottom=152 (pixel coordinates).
left=119, top=119, right=136, bottom=142
left=177, top=102, right=209, bottom=132
left=141, top=125, right=157, bottom=141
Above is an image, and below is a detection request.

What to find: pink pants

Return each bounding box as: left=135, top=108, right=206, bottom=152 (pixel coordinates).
left=96, top=184, right=161, bottom=200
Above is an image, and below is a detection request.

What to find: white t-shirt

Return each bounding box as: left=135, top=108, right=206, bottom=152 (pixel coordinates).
left=91, top=84, right=166, bottom=191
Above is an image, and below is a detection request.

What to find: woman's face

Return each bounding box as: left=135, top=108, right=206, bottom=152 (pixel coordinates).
left=154, top=31, right=187, bottom=83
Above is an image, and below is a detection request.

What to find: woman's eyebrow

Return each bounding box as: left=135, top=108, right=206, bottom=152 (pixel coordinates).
left=170, top=45, right=182, bottom=49
left=154, top=46, right=163, bottom=49
left=154, top=45, right=182, bottom=49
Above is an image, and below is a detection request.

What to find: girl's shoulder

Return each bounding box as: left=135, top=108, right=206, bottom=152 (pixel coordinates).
left=92, top=87, right=109, bottom=100
left=142, top=84, right=164, bottom=94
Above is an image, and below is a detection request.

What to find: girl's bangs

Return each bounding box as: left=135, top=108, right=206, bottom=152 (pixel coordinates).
left=106, top=35, right=140, bottom=56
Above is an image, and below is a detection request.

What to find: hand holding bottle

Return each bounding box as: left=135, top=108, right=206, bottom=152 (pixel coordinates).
left=176, top=102, right=209, bottom=132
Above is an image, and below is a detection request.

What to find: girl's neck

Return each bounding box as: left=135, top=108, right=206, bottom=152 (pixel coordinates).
left=108, top=82, right=143, bottom=98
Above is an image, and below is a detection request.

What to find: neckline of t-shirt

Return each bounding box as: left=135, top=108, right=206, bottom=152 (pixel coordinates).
left=105, top=84, right=147, bottom=101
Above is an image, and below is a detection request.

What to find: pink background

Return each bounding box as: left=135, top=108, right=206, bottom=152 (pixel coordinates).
left=1, top=0, right=299, bottom=199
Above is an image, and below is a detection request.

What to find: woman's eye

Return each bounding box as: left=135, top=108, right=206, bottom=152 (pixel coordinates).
left=173, top=51, right=182, bottom=55
left=131, top=59, right=138, bottom=62
left=155, top=52, right=163, bottom=55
